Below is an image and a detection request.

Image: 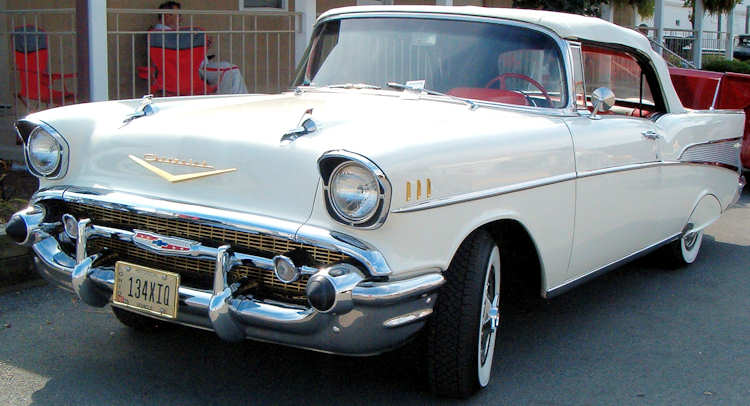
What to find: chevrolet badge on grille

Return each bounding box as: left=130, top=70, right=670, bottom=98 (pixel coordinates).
left=133, top=230, right=199, bottom=254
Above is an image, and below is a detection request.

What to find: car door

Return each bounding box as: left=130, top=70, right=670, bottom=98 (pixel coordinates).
left=561, top=44, right=672, bottom=285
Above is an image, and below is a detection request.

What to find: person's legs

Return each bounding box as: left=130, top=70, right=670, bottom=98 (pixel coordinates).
left=200, top=59, right=248, bottom=94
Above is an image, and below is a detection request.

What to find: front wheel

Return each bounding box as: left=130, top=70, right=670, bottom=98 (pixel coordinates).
left=426, top=229, right=501, bottom=398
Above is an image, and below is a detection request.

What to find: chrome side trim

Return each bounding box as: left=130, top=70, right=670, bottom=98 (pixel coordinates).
left=34, top=187, right=393, bottom=276
left=394, top=158, right=740, bottom=213
left=392, top=172, right=577, bottom=213
left=545, top=233, right=681, bottom=298
left=577, top=161, right=678, bottom=179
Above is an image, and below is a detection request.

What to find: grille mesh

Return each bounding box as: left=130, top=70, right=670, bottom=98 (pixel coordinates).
left=57, top=201, right=348, bottom=298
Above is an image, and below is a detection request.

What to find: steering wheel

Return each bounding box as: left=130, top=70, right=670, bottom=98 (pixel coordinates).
left=485, top=73, right=552, bottom=105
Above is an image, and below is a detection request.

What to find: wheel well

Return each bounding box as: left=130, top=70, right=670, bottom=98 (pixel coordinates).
left=482, top=219, right=543, bottom=303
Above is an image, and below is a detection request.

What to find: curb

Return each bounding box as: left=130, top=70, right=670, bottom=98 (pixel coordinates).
left=0, top=227, right=38, bottom=290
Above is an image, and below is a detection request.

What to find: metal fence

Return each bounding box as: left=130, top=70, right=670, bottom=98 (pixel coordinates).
left=108, top=9, right=301, bottom=100
left=1, top=8, right=78, bottom=149
left=636, top=26, right=733, bottom=63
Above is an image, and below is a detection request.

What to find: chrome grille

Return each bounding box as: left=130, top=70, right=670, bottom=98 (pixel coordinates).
left=57, top=201, right=348, bottom=299
left=88, top=238, right=308, bottom=297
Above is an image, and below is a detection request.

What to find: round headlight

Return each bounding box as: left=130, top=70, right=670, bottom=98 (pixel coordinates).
left=27, top=127, right=62, bottom=176
left=329, top=162, right=380, bottom=223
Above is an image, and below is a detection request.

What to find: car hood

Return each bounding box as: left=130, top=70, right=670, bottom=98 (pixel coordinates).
left=29, top=90, right=568, bottom=223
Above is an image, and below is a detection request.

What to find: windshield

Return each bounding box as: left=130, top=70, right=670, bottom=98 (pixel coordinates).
left=294, top=17, right=568, bottom=109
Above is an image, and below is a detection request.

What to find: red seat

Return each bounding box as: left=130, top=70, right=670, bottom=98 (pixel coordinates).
left=447, top=88, right=529, bottom=106
left=13, top=25, right=75, bottom=108
left=139, top=28, right=217, bottom=96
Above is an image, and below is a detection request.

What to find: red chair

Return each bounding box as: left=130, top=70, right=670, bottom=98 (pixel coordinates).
left=13, top=25, right=75, bottom=108
left=138, top=29, right=217, bottom=96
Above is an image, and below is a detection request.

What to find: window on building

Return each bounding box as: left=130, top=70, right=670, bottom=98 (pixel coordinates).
left=239, top=0, right=287, bottom=10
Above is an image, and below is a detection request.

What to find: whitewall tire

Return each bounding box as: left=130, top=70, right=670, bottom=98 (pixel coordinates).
left=426, top=229, right=501, bottom=398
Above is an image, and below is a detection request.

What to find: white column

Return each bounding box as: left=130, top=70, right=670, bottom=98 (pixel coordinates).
left=88, top=0, right=108, bottom=101
left=435, top=0, right=453, bottom=5
left=600, top=3, right=614, bottom=23
left=654, top=0, right=664, bottom=55
left=294, top=0, right=316, bottom=66
left=693, top=0, right=705, bottom=68
left=726, top=8, right=735, bottom=59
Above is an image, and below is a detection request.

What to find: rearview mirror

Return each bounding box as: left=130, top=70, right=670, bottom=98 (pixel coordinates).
left=590, top=87, right=615, bottom=120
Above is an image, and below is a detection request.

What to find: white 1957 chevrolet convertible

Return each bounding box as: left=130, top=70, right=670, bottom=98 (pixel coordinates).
left=6, top=6, right=745, bottom=398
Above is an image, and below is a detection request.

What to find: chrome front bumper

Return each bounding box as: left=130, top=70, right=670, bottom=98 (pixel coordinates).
left=11, top=189, right=445, bottom=355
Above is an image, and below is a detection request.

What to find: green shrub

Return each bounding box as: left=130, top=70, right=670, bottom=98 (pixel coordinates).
left=702, top=57, right=750, bottom=74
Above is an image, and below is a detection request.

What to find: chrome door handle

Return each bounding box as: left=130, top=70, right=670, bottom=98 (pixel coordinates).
left=642, top=130, right=660, bottom=140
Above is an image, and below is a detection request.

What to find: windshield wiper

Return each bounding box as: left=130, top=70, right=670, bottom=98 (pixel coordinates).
left=387, top=81, right=478, bottom=111
left=327, top=83, right=381, bottom=90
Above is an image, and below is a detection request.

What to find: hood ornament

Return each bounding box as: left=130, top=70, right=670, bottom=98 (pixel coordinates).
left=280, top=108, right=317, bottom=144
left=122, top=94, right=155, bottom=127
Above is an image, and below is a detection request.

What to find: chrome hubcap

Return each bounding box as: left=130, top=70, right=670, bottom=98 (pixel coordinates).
left=684, top=231, right=698, bottom=250
left=480, top=289, right=499, bottom=363
left=477, top=246, right=501, bottom=387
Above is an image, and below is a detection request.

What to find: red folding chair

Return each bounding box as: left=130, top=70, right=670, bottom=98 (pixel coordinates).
left=138, top=28, right=217, bottom=96
left=13, top=25, right=75, bottom=108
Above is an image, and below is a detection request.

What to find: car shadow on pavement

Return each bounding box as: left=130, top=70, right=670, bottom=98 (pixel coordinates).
left=3, top=236, right=748, bottom=404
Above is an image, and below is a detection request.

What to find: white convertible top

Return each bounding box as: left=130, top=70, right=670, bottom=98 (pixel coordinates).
left=318, top=6, right=685, bottom=112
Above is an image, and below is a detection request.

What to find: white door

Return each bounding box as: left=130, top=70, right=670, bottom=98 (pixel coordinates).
left=560, top=44, right=673, bottom=286
left=565, top=115, right=667, bottom=280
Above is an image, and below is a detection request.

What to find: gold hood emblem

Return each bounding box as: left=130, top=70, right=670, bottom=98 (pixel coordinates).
left=129, top=154, right=236, bottom=183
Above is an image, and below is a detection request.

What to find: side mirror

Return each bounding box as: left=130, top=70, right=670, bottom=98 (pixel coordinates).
left=589, top=87, right=615, bottom=120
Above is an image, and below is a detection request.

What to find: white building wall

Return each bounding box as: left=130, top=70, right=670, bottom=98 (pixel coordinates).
left=638, top=0, right=749, bottom=33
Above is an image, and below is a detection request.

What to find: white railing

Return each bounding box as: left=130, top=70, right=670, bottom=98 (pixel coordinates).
left=107, top=9, right=301, bottom=100
left=636, top=26, right=731, bottom=60
left=0, top=8, right=78, bottom=148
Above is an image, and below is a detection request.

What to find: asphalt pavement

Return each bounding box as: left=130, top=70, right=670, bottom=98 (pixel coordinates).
left=1, top=187, right=749, bottom=405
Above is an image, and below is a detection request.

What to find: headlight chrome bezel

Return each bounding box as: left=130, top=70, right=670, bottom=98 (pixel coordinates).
left=319, top=151, right=391, bottom=229
left=19, top=120, right=69, bottom=179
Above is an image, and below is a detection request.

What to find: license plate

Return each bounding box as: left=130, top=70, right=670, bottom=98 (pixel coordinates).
left=113, top=261, right=180, bottom=319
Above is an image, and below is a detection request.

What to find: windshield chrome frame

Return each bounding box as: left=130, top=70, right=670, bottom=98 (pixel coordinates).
left=306, top=11, right=579, bottom=117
